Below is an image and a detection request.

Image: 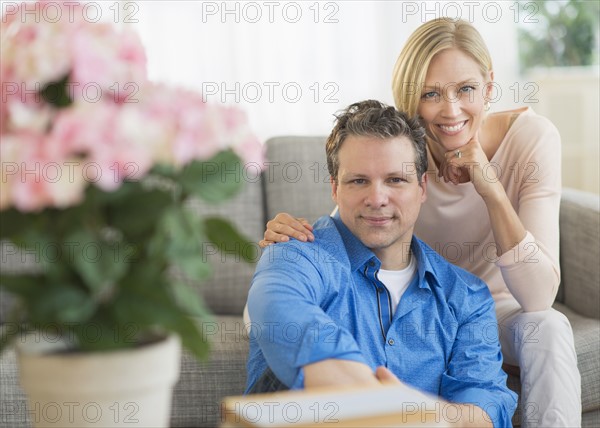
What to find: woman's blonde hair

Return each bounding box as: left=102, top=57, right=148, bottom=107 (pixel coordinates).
left=392, top=18, right=493, bottom=117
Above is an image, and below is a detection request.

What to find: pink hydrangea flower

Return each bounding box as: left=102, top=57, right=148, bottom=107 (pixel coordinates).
left=1, top=132, right=87, bottom=212
left=1, top=1, right=263, bottom=212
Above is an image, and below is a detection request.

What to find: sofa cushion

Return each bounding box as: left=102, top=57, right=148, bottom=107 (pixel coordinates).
left=171, top=315, right=249, bottom=427
left=554, top=302, right=600, bottom=413
left=0, top=344, right=27, bottom=427
left=263, top=136, right=335, bottom=223
left=505, top=302, right=599, bottom=426
left=582, top=410, right=600, bottom=428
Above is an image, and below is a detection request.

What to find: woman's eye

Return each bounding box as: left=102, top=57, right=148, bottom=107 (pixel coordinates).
left=421, top=91, right=438, bottom=100
left=459, top=85, right=476, bottom=93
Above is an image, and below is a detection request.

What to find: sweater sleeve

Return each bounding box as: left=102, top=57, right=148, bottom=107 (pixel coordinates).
left=495, top=112, right=561, bottom=311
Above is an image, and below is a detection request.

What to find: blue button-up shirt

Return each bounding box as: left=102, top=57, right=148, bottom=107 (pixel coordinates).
left=246, top=214, right=517, bottom=427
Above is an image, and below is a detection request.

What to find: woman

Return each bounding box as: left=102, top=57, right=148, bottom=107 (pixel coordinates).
left=258, top=18, right=581, bottom=427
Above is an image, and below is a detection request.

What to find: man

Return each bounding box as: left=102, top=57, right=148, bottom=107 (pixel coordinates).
left=245, top=100, right=517, bottom=427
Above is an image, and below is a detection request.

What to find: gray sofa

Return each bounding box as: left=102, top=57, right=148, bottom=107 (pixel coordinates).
left=1, top=136, right=599, bottom=427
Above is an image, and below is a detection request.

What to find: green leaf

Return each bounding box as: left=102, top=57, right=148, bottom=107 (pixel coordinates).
left=161, top=208, right=194, bottom=248
left=27, top=283, right=97, bottom=324
left=67, top=230, right=128, bottom=294
left=174, top=256, right=212, bottom=283
left=166, top=312, right=209, bottom=360
left=88, top=180, right=136, bottom=204
left=0, top=275, right=42, bottom=298
left=150, top=163, right=177, bottom=178
left=109, top=185, right=173, bottom=238
left=109, top=268, right=209, bottom=359
left=145, top=206, right=213, bottom=315
left=180, top=151, right=243, bottom=203
left=70, top=317, right=136, bottom=352
left=204, top=217, right=258, bottom=263
left=41, top=74, right=72, bottom=108
left=12, top=230, right=53, bottom=263
left=158, top=207, right=213, bottom=282
left=170, top=279, right=209, bottom=317
left=75, top=266, right=168, bottom=350
left=159, top=208, right=192, bottom=252
left=0, top=209, right=37, bottom=240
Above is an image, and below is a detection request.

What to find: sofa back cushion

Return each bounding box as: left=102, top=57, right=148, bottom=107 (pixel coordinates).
left=263, top=136, right=336, bottom=223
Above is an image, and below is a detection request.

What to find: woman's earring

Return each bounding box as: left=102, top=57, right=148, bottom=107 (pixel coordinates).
left=484, top=101, right=491, bottom=112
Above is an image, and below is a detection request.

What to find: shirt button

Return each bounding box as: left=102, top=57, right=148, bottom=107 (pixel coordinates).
left=388, top=338, right=395, bottom=346
left=369, top=261, right=375, bottom=267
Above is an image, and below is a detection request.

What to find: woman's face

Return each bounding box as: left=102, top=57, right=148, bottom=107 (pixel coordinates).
left=417, top=48, right=492, bottom=151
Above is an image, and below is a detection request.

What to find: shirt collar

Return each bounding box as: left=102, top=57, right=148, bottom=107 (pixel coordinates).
left=410, top=235, right=439, bottom=290
left=331, top=212, right=377, bottom=272
left=331, top=212, right=439, bottom=290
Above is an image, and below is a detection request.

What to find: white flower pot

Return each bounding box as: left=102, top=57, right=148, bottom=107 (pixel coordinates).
left=16, top=333, right=181, bottom=427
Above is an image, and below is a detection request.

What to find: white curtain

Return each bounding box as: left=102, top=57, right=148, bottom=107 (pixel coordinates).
left=132, top=1, right=521, bottom=142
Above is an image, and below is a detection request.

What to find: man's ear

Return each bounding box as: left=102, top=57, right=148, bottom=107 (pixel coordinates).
left=420, top=173, right=427, bottom=203
left=331, top=176, right=338, bottom=204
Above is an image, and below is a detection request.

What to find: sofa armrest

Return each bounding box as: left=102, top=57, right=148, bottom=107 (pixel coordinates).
left=559, top=187, right=600, bottom=319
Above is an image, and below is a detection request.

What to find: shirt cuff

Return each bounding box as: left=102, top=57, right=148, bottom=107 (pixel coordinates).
left=496, top=231, right=536, bottom=267
left=289, top=324, right=368, bottom=389
left=451, top=389, right=515, bottom=428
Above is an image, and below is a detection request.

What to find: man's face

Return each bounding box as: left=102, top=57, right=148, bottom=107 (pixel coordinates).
left=332, top=135, right=427, bottom=269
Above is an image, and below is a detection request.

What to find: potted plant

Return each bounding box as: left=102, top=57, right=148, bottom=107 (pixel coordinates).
left=0, top=1, right=263, bottom=426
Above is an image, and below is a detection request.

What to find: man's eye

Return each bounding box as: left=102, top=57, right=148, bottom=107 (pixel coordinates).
left=352, top=179, right=366, bottom=184
left=389, top=177, right=405, bottom=184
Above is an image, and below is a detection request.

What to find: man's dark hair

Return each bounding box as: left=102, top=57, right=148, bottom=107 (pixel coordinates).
left=326, top=100, right=427, bottom=183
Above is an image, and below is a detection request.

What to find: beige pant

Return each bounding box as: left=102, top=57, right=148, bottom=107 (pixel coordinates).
left=495, top=298, right=582, bottom=428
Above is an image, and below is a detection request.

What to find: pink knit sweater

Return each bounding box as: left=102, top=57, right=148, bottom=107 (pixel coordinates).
left=415, top=107, right=562, bottom=310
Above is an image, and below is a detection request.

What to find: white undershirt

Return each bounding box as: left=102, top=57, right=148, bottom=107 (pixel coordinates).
left=377, top=254, right=417, bottom=315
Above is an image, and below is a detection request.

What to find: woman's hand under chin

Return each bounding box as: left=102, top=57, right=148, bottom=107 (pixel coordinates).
left=440, top=132, right=502, bottom=200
